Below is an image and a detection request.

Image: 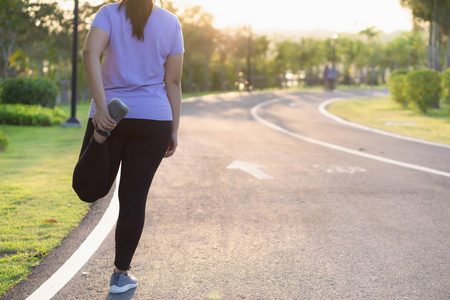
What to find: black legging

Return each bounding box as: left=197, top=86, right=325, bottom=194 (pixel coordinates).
left=73, top=118, right=172, bottom=270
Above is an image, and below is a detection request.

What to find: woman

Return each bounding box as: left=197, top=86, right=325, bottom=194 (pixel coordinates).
left=72, top=0, right=183, bottom=294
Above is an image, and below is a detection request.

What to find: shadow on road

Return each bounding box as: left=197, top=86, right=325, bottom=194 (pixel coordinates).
left=105, top=289, right=136, bottom=300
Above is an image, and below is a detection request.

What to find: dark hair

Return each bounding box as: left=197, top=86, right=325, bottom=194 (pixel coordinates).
left=118, top=0, right=153, bottom=41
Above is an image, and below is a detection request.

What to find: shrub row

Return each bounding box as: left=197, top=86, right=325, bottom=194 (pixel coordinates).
left=388, top=69, right=409, bottom=107
left=0, top=128, right=8, bottom=151
left=0, top=104, right=67, bottom=126
left=442, top=68, right=450, bottom=107
left=0, top=79, right=4, bottom=96
left=389, top=68, right=448, bottom=113
left=0, top=78, right=58, bottom=108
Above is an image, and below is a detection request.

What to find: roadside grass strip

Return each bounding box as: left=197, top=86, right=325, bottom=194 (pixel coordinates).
left=0, top=104, right=91, bottom=296
left=326, top=96, right=450, bottom=146
left=25, top=168, right=120, bottom=300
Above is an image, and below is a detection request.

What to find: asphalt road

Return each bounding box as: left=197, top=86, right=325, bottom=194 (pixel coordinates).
left=4, top=90, right=450, bottom=299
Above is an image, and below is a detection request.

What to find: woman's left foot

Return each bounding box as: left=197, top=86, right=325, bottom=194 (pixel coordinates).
left=108, top=98, right=129, bottom=124
left=95, top=98, right=130, bottom=137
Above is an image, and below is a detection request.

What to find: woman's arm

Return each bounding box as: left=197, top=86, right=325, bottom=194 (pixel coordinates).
left=164, top=53, right=184, bottom=158
left=82, top=27, right=116, bottom=132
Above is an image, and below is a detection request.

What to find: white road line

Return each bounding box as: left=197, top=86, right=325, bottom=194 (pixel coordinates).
left=319, top=97, right=450, bottom=149
left=251, top=99, right=450, bottom=178
left=26, top=167, right=121, bottom=300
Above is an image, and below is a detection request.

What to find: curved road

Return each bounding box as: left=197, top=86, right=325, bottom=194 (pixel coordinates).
left=5, top=90, right=450, bottom=299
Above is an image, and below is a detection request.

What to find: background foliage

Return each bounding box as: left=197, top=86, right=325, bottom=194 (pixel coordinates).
left=0, top=104, right=67, bottom=126
left=0, top=128, right=8, bottom=150
left=1, top=0, right=449, bottom=98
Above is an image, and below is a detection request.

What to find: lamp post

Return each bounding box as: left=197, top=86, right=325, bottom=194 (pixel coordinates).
left=332, top=33, right=338, bottom=64
left=63, top=0, right=82, bottom=127
left=245, top=25, right=252, bottom=92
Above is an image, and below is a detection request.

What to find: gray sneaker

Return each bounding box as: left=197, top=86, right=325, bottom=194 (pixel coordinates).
left=109, top=271, right=138, bottom=294
left=95, top=98, right=130, bottom=137
left=108, top=98, right=129, bottom=125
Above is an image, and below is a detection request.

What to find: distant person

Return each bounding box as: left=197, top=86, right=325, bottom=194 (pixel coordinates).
left=328, top=63, right=337, bottom=91
left=323, top=65, right=330, bottom=90
left=72, top=0, right=184, bottom=294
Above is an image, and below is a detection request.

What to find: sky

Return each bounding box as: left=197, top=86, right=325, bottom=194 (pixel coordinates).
left=60, top=0, right=413, bottom=34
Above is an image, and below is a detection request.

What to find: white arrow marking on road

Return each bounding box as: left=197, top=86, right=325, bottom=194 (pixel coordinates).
left=227, top=161, right=274, bottom=180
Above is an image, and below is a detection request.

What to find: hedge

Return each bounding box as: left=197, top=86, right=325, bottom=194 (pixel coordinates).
left=0, top=79, right=4, bottom=98
left=0, top=104, right=68, bottom=126
left=442, top=68, right=450, bottom=107
left=389, top=69, right=409, bottom=107
left=0, top=128, right=8, bottom=151
left=1, top=78, right=58, bottom=108
left=405, top=69, right=442, bottom=113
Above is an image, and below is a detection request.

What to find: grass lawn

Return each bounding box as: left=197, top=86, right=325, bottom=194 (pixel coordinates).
left=327, top=95, right=450, bottom=145
left=0, top=102, right=92, bottom=296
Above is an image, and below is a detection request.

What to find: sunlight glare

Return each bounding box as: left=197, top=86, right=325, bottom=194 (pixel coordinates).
left=173, top=0, right=412, bottom=33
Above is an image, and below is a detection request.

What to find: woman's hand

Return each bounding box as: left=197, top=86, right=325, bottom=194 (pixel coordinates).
left=92, top=106, right=116, bottom=132
left=165, top=132, right=178, bottom=158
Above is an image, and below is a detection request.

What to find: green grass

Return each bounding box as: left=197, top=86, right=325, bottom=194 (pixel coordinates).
left=327, top=96, right=450, bottom=145
left=0, top=103, right=91, bottom=295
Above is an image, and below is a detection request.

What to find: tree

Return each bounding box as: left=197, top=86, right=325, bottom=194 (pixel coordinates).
left=274, top=41, right=301, bottom=75
left=359, top=26, right=381, bottom=43
left=385, top=31, right=427, bottom=70
left=46, top=6, right=72, bottom=103
left=338, top=37, right=365, bottom=85
left=299, top=38, right=327, bottom=86
left=358, top=27, right=382, bottom=85
left=176, top=5, right=217, bottom=92
left=0, top=0, right=60, bottom=78
left=251, top=35, right=270, bottom=89
left=0, top=0, right=31, bottom=78
left=400, top=0, right=450, bottom=70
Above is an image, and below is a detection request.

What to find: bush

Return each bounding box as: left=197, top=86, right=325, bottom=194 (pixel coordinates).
left=0, top=128, right=8, bottom=151
left=442, top=68, right=450, bottom=108
left=389, top=69, right=408, bottom=107
left=0, top=79, right=4, bottom=101
left=0, top=104, right=68, bottom=126
left=1, top=78, right=58, bottom=108
left=405, top=69, right=442, bottom=113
